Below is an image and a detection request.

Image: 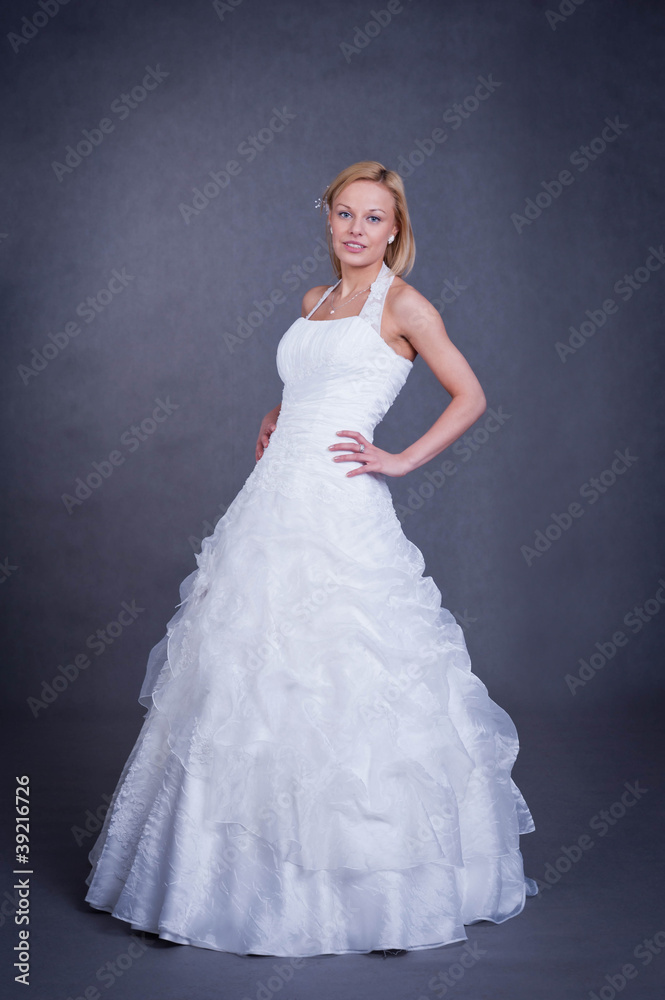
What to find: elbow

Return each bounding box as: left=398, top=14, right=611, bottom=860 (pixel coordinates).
left=449, top=387, right=487, bottom=425
left=471, top=389, right=487, bottom=421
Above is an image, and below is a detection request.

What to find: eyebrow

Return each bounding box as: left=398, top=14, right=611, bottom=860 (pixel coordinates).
left=336, top=203, right=386, bottom=212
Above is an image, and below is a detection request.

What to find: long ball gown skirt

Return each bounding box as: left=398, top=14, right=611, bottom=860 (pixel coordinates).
left=84, top=262, right=537, bottom=956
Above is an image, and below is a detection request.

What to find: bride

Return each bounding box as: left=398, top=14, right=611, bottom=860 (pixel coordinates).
left=85, top=160, right=536, bottom=957
left=257, top=167, right=484, bottom=474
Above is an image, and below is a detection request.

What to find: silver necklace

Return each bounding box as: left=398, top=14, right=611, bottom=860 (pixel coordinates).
left=329, top=281, right=371, bottom=315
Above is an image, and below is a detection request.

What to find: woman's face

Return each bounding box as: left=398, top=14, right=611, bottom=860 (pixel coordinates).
left=329, top=180, right=398, bottom=265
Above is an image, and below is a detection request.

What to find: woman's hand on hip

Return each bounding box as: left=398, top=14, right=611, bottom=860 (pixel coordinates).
left=328, top=430, right=411, bottom=478
left=256, top=406, right=281, bottom=461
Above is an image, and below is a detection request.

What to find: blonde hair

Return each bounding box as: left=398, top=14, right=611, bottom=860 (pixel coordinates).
left=320, top=160, right=415, bottom=279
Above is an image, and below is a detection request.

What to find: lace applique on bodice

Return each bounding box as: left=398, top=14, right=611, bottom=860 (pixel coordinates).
left=305, top=262, right=397, bottom=338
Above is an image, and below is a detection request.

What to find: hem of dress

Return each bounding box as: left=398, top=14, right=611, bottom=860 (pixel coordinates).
left=84, top=883, right=534, bottom=958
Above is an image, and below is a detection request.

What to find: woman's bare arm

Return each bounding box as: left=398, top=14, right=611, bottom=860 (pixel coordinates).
left=330, top=283, right=487, bottom=477
left=391, top=285, right=487, bottom=473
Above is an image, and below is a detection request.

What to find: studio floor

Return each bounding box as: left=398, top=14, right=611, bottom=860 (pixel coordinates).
left=3, top=700, right=663, bottom=1000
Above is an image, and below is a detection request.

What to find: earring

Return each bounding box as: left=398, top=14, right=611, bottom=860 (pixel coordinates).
left=387, top=234, right=395, bottom=244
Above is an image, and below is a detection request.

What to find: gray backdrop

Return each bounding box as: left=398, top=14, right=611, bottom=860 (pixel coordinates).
left=1, top=1, right=664, bottom=998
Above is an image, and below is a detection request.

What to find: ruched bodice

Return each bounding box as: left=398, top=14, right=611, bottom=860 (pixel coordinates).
left=245, top=263, right=412, bottom=515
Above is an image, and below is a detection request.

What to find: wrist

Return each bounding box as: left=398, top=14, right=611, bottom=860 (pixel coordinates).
left=396, top=450, right=419, bottom=476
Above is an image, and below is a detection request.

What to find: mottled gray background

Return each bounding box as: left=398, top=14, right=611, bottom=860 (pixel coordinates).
left=1, top=1, right=664, bottom=998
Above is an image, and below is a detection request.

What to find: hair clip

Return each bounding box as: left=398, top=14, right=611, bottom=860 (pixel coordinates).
left=314, top=188, right=330, bottom=213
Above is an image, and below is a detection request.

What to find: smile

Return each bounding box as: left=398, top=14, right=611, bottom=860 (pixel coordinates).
left=343, top=242, right=366, bottom=250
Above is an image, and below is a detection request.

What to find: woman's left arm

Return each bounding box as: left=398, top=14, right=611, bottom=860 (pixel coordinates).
left=330, top=286, right=487, bottom=478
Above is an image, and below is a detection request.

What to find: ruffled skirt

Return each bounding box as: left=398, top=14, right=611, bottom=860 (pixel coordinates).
left=84, top=474, right=536, bottom=956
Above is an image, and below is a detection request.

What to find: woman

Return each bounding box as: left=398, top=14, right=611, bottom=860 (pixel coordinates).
left=85, top=160, right=537, bottom=957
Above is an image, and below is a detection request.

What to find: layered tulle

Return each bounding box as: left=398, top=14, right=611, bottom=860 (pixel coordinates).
left=84, top=264, right=536, bottom=955
left=85, top=485, right=536, bottom=954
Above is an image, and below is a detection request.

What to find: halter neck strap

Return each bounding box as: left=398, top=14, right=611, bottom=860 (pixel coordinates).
left=304, top=262, right=393, bottom=321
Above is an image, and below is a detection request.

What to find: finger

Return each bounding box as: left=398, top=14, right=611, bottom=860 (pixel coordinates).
left=329, top=437, right=368, bottom=450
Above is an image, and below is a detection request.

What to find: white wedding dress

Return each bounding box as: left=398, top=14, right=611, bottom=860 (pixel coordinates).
left=84, top=261, right=537, bottom=956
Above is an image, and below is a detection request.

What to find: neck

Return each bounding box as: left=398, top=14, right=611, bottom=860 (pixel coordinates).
left=337, top=259, right=385, bottom=296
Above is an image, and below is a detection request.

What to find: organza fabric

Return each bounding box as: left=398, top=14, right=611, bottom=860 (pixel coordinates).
left=84, top=262, right=537, bottom=956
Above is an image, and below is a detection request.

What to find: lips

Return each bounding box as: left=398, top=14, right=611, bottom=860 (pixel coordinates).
left=343, top=241, right=366, bottom=250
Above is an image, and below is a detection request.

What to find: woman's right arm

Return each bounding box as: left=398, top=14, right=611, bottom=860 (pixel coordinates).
left=255, top=403, right=281, bottom=462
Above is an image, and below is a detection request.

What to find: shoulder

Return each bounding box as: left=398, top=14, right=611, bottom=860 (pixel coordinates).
left=301, top=283, right=332, bottom=318
left=385, top=276, right=443, bottom=336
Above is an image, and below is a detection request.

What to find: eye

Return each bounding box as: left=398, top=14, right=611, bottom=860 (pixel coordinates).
left=337, top=210, right=350, bottom=218
left=368, top=215, right=381, bottom=223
